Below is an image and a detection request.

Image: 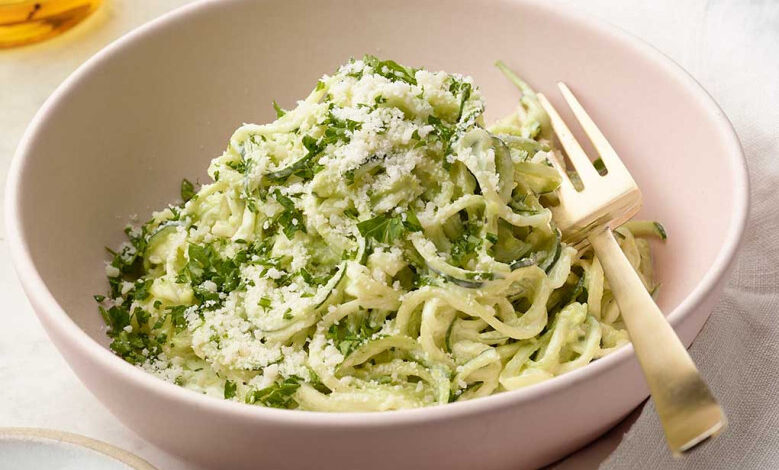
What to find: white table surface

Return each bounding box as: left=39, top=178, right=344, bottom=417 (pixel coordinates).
left=1, top=1, right=775, bottom=469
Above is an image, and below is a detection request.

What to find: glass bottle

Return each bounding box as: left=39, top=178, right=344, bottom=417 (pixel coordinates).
left=0, top=0, right=102, bottom=48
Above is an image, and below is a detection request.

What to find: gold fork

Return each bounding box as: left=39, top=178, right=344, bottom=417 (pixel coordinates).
left=537, top=83, right=726, bottom=454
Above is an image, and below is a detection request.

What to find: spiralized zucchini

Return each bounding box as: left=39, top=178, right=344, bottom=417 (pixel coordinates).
left=97, top=57, right=665, bottom=411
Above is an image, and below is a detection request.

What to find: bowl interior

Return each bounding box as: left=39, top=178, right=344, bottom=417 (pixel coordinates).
left=14, top=0, right=741, bottom=353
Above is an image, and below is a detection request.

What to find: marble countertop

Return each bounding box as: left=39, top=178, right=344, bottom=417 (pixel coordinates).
left=2, top=1, right=775, bottom=469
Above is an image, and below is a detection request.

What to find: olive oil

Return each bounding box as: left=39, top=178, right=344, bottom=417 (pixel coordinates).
left=0, top=0, right=101, bottom=48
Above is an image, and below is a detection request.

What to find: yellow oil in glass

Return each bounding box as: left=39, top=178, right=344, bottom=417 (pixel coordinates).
left=0, top=0, right=101, bottom=48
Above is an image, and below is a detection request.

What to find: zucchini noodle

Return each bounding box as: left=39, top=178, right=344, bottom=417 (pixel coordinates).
left=97, top=57, right=665, bottom=411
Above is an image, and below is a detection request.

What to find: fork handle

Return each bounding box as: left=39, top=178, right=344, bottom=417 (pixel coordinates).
left=588, top=227, right=726, bottom=454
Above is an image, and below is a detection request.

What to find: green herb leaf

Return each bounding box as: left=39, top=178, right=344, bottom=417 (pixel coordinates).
left=108, top=329, right=163, bottom=364
left=181, top=178, right=196, bottom=202
left=105, top=226, right=148, bottom=292
left=403, top=211, right=423, bottom=232
left=100, top=305, right=130, bottom=334
left=132, top=279, right=153, bottom=302
left=168, top=305, right=189, bottom=333
left=184, top=243, right=242, bottom=301
left=308, top=369, right=331, bottom=394
left=301, top=135, right=319, bottom=152
left=363, top=55, right=417, bottom=85
left=325, top=314, right=382, bottom=357
left=449, top=79, right=472, bottom=121
left=344, top=169, right=356, bottom=185
left=593, top=158, right=607, bottom=176
left=224, top=380, right=237, bottom=399
left=357, top=214, right=405, bottom=244
left=272, top=190, right=307, bottom=239
left=272, top=100, right=287, bottom=118
left=134, top=307, right=151, bottom=328
left=449, top=219, right=483, bottom=268
left=426, top=115, right=456, bottom=165
left=298, top=267, right=331, bottom=286
left=245, top=376, right=302, bottom=409
left=226, top=159, right=247, bottom=174
left=320, top=110, right=362, bottom=147
left=265, top=135, right=324, bottom=182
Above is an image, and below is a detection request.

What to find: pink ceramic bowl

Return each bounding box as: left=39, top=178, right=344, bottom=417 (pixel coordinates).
left=5, top=1, right=748, bottom=469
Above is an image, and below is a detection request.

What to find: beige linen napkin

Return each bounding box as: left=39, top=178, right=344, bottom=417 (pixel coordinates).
left=593, top=0, right=779, bottom=468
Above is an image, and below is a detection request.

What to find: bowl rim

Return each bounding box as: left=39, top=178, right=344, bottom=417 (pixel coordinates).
left=5, top=0, right=749, bottom=428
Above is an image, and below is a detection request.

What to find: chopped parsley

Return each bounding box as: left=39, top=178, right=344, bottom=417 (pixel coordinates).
left=271, top=190, right=307, bottom=239
left=363, top=55, right=417, bottom=85
left=180, top=178, right=196, bottom=202
left=224, top=380, right=237, bottom=399
left=265, top=135, right=324, bottom=182
left=326, top=314, right=382, bottom=357
left=226, top=158, right=248, bottom=174
left=245, top=376, right=302, bottom=409
left=357, top=211, right=421, bottom=245
left=272, top=100, right=286, bottom=118
left=593, top=157, right=607, bottom=176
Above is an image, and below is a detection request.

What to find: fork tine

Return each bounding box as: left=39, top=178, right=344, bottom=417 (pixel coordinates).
left=537, top=93, right=601, bottom=185
left=556, top=83, right=626, bottom=175
left=545, top=146, right=579, bottom=198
